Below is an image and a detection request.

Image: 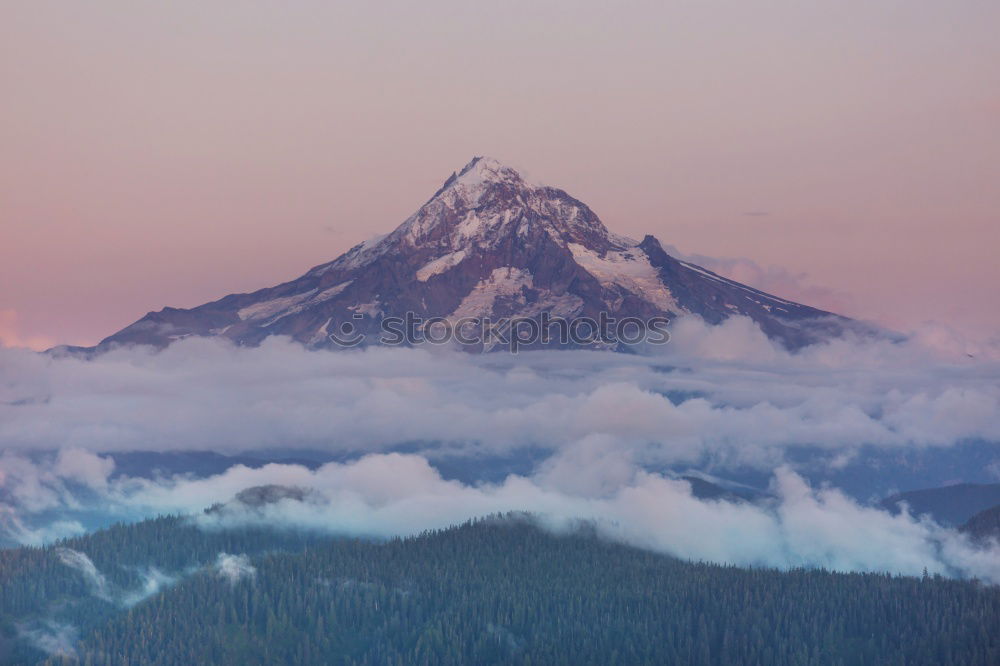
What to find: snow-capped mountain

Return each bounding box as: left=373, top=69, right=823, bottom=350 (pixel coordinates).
left=92, top=157, right=865, bottom=352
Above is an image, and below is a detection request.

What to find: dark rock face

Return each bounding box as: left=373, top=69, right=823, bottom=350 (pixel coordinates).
left=92, top=157, right=875, bottom=353
left=203, top=484, right=320, bottom=517
left=233, top=485, right=312, bottom=508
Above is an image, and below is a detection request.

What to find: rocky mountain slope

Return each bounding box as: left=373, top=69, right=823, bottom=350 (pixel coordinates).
left=90, top=157, right=868, bottom=352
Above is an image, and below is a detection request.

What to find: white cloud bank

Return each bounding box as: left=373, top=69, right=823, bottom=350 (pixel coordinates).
left=7, top=447, right=999, bottom=584
left=0, top=317, right=998, bottom=582
left=1, top=317, right=998, bottom=464
left=133, top=452, right=1000, bottom=584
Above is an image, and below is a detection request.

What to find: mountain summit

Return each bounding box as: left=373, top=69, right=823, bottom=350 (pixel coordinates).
left=94, top=157, right=863, bottom=351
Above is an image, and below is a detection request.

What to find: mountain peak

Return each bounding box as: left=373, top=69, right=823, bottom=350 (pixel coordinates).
left=429, top=156, right=529, bottom=201
left=390, top=156, right=613, bottom=253
left=457, top=156, right=523, bottom=183
left=93, top=158, right=868, bottom=353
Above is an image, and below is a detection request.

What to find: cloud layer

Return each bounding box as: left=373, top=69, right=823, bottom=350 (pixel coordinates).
left=1, top=317, right=999, bottom=583
left=1, top=317, right=998, bottom=466
left=8, top=449, right=1000, bottom=584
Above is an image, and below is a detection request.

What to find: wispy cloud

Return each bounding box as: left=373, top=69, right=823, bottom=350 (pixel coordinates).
left=17, top=620, right=79, bottom=658
left=55, top=548, right=112, bottom=602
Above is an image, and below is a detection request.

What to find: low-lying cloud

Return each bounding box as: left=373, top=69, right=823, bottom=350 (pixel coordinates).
left=1, top=316, right=998, bottom=582
left=7, top=449, right=1000, bottom=584
left=1, top=318, right=998, bottom=465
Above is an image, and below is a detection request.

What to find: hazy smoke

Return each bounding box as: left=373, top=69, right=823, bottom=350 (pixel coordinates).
left=215, top=553, right=256, bottom=584
left=54, top=547, right=178, bottom=608
left=16, top=621, right=78, bottom=658
left=55, top=548, right=112, bottom=602
left=1, top=504, right=85, bottom=546
left=121, top=567, right=177, bottom=608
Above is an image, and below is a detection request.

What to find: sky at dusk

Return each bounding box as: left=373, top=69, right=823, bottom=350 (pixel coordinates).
left=2, top=1, right=999, bottom=349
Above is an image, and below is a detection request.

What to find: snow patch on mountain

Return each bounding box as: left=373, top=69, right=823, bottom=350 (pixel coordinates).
left=454, top=156, right=521, bottom=187
left=451, top=268, right=533, bottom=319
left=350, top=301, right=383, bottom=318
left=310, top=317, right=333, bottom=345
left=568, top=243, right=676, bottom=311
left=518, top=291, right=586, bottom=319
left=416, top=250, right=468, bottom=281
left=238, top=291, right=317, bottom=322
left=242, top=282, right=355, bottom=328
left=314, top=280, right=354, bottom=301
left=310, top=235, right=388, bottom=277
left=455, top=209, right=521, bottom=245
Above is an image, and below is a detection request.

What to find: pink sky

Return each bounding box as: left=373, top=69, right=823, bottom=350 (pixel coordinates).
left=2, top=1, right=999, bottom=349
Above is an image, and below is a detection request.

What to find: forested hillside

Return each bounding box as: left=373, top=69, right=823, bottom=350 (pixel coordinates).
left=2, top=516, right=998, bottom=665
